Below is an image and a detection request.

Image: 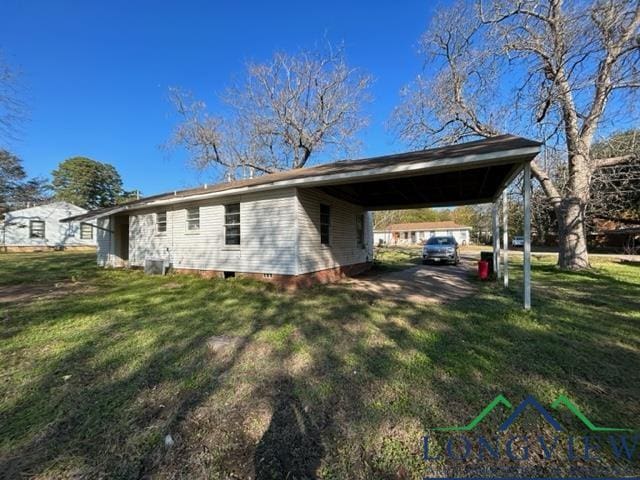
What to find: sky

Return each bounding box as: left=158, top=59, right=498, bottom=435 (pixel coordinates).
left=2, top=0, right=436, bottom=195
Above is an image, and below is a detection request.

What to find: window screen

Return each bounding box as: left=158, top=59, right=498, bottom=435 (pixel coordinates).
left=320, top=204, right=330, bottom=245
left=356, top=214, right=364, bottom=248
left=30, top=220, right=45, bottom=239
left=80, top=223, right=93, bottom=240
left=186, top=208, right=199, bottom=231
left=224, top=203, right=240, bottom=245
left=156, top=212, right=167, bottom=233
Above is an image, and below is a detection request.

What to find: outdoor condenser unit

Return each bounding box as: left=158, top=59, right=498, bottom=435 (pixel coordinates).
left=144, top=258, right=170, bottom=275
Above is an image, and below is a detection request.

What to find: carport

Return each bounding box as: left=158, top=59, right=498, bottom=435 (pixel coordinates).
left=63, top=134, right=540, bottom=308
left=293, top=134, right=540, bottom=309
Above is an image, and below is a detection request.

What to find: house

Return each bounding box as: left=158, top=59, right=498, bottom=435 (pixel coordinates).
left=62, top=135, right=541, bottom=288
left=374, top=221, right=472, bottom=246
left=2, top=201, right=96, bottom=252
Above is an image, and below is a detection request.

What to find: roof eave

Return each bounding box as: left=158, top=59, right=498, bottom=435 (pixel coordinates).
left=62, top=143, right=540, bottom=222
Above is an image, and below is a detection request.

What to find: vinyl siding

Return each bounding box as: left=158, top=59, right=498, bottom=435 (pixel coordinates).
left=296, top=188, right=373, bottom=274
left=96, top=217, right=112, bottom=266
left=3, top=202, right=96, bottom=247
left=126, top=188, right=298, bottom=275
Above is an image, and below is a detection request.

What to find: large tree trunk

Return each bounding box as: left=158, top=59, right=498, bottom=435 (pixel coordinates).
left=556, top=198, right=590, bottom=269
left=556, top=151, right=591, bottom=270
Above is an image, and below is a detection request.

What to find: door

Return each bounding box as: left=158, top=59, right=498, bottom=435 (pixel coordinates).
left=112, top=218, right=129, bottom=266
left=120, top=223, right=129, bottom=261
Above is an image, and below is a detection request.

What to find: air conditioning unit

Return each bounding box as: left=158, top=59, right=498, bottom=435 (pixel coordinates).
left=144, top=258, right=170, bottom=275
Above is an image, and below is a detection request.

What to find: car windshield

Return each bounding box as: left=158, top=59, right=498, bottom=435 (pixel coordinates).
left=426, top=236, right=455, bottom=246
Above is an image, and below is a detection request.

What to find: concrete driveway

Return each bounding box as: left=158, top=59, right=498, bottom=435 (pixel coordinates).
left=345, top=257, right=478, bottom=304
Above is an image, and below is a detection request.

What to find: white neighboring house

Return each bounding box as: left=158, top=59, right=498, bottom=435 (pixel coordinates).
left=374, top=221, right=472, bottom=246
left=2, top=201, right=97, bottom=251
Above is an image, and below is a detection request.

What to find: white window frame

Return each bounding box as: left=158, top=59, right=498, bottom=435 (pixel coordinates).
left=186, top=207, right=200, bottom=233
left=224, top=203, right=241, bottom=246
left=80, top=223, right=93, bottom=240
left=156, top=212, right=167, bottom=234
left=29, top=220, right=45, bottom=239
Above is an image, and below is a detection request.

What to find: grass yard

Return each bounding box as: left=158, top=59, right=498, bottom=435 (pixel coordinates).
left=0, top=251, right=639, bottom=479
left=372, top=246, right=422, bottom=272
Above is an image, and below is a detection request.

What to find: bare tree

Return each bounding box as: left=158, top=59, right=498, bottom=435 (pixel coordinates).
left=590, top=129, right=640, bottom=224
left=0, top=52, right=26, bottom=143
left=393, top=0, right=640, bottom=269
left=169, top=45, right=371, bottom=180
left=372, top=210, right=404, bottom=230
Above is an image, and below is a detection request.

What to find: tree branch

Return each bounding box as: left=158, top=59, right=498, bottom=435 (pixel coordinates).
left=594, top=153, right=639, bottom=168
left=530, top=159, right=562, bottom=209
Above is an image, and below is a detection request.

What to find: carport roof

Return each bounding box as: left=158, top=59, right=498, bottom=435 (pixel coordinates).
left=63, top=134, right=540, bottom=222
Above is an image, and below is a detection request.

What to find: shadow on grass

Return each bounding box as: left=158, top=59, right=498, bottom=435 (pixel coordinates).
left=254, top=375, right=324, bottom=479
left=0, top=255, right=638, bottom=478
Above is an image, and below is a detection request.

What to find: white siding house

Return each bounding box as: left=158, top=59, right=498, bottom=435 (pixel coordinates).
left=2, top=202, right=96, bottom=251
left=374, top=222, right=472, bottom=246
left=63, top=135, right=541, bottom=287
left=86, top=187, right=373, bottom=286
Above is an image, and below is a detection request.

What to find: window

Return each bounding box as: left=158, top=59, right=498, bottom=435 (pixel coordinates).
left=356, top=214, right=364, bottom=248
left=426, top=236, right=455, bottom=245
left=80, top=223, right=93, bottom=240
left=186, top=207, right=200, bottom=232
left=320, top=204, right=330, bottom=245
left=156, top=212, right=167, bottom=234
left=30, top=220, right=45, bottom=239
left=224, top=203, right=240, bottom=245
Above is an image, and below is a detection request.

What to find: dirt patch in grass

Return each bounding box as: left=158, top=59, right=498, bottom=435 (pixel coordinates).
left=0, top=282, right=99, bottom=305
left=345, top=260, right=478, bottom=304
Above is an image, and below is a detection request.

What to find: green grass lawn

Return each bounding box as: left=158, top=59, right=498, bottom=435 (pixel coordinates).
left=0, top=251, right=638, bottom=479
left=372, top=246, right=422, bottom=272
left=0, top=251, right=96, bottom=286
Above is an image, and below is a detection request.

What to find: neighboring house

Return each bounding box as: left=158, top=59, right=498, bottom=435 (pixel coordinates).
left=1, top=201, right=96, bottom=252
left=588, top=219, right=640, bottom=253
left=61, top=135, right=541, bottom=287
left=374, top=221, right=472, bottom=246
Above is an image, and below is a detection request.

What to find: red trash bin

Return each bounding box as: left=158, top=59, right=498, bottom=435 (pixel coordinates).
left=478, top=260, right=490, bottom=280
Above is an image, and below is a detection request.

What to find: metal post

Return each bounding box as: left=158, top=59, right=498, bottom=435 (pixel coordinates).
left=523, top=162, right=532, bottom=309
left=492, top=203, right=500, bottom=278
left=503, top=189, right=509, bottom=288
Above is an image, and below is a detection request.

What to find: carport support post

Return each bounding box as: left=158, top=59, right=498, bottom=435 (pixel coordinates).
left=492, top=203, right=500, bottom=278
left=523, top=162, right=532, bottom=310
left=502, top=189, right=509, bottom=288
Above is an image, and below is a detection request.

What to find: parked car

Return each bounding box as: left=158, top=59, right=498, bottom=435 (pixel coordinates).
left=422, top=236, right=460, bottom=265
left=512, top=236, right=525, bottom=247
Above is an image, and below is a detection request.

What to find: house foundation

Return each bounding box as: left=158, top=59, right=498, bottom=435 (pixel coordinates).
left=171, top=261, right=373, bottom=290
